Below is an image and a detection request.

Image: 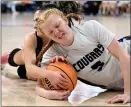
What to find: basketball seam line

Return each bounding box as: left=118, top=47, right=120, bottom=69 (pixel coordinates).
left=49, top=65, right=74, bottom=89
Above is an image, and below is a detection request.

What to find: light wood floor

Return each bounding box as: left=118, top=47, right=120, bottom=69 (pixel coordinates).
left=2, top=13, right=130, bottom=106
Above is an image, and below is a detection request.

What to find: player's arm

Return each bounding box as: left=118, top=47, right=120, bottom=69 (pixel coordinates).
left=24, top=33, right=68, bottom=88
left=107, top=39, right=130, bottom=104
left=88, top=20, right=130, bottom=104
left=36, top=78, right=70, bottom=100
left=24, top=32, right=49, bottom=80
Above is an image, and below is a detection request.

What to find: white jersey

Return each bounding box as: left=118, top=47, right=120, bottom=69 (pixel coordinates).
left=41, top=20, right=130, bottom=90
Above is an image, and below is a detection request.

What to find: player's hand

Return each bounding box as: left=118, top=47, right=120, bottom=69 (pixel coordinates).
left=106, top=93, right=130, bottom=104
left=36, top=79, right=70, bottom=100
left=47, top=70, right=69, bottom=90
left=51, top=90, right=70, bottom=100
left=51, top=56, right=67, bottom=63
left=47, top=56, right=68, bottom=89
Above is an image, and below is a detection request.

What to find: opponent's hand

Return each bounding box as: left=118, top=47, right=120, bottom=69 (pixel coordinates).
left=47, top=70, right=69, bottom=90
left=106, top=93, right=130, bottom=104
left=50, top=90, right=70, bottom=100
left=36, top=79, right=70, bottom=100
left=47, top=56, right=68, bottom=89
left=51, top=56, right=67, bottom=63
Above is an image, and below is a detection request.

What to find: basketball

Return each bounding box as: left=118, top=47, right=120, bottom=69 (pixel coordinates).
left=41, top=61, right=77, bottom=92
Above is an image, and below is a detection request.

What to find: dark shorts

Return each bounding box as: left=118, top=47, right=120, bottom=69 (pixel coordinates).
left=8, top=48, right=28, bottom=79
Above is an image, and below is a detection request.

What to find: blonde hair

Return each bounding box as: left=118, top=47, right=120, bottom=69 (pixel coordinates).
left=35, top=8, right=63, bottom=66
left=35, top=8, right=82, bottom=66
left=36, top=8, right=64, bottom=33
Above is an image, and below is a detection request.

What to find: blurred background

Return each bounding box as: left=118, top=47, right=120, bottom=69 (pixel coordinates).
left=1, top=0, right=131, bottom=52
left=1, top=1, right=130, bottom=16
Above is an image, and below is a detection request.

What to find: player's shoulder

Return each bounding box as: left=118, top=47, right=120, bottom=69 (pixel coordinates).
left=26, top=32, right=36, bottom=38
left=76, top=20, right=99, bottom=32
left=78, top=20, right=102, bottom=32
left=82, top=20, right=100, bottom=26
left=24, top=32, right=37, bottom=47
left=25, top=32, right=36, bottom=41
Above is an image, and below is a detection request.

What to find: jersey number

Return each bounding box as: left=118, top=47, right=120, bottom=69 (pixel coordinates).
left=91, top=60, right=104, bottom=71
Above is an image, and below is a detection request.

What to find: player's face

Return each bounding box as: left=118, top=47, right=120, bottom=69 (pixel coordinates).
left=39, top=14, right=74, bottom=46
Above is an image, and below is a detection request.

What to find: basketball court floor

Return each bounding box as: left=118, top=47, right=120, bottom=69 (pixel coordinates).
left=1, top=13, right=130, bottom=106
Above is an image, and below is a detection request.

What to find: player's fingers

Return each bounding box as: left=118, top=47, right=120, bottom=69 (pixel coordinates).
left=51, top=57, right=56, bottom=63
left=123, top=98, right=130, bottom=104
left=106, top=95, right=119, bottom=103
left=57, top=83, right=67, bottom=90
left=110, top=98, right=123, bottom=104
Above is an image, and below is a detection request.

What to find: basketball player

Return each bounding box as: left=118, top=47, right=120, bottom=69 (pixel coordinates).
left=35, top=4, right=130, bottom=104
left=2, top=2, right=82, bottom=100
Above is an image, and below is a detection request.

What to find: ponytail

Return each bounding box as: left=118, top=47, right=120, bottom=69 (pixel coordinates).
left=35, top=40, right=54, bottom=66
left=66, top=13, right=82, bottom=27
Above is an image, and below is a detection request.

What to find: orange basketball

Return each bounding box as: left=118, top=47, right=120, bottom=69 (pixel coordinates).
left=41, top=61, right=77, bottom=92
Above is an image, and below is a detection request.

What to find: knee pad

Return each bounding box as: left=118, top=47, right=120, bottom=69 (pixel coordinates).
left=8, top=48, right=21, bottom=67
left=17, top=65, right=27, bottom=79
